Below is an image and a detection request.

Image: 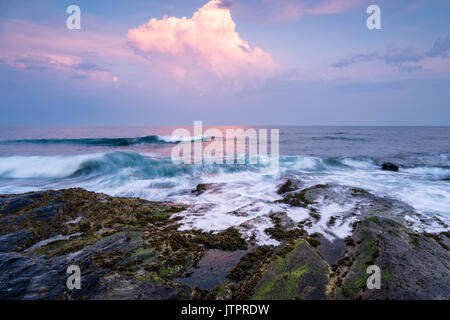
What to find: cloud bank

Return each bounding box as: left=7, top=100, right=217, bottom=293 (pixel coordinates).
left=331, top=36, right=450, bottom=73
left=126, top=0, right=278, bottom=91
left=426, top=35, right=450, bottom=58
left=331, top=52, right=380, bottom=68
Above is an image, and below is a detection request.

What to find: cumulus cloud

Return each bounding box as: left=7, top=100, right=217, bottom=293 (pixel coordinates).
left=126, top=0, right=279, bottom=91
left=426, top=35, right=450, bottom=58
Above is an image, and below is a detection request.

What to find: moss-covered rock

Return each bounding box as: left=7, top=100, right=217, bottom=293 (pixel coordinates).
left=251, top=240, right=330, bottom=300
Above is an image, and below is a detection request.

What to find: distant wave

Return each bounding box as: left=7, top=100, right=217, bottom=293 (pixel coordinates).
left=312, top=136, right=367, bottom=142
left=0, top=135, right=207, bottom=147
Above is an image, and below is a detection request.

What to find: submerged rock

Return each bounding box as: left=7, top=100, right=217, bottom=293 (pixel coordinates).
left=381, top=162, right=399, bottom=172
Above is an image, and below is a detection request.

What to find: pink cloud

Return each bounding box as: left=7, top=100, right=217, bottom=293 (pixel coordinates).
left=126, top=0, right=279, bottom=91
left=0, top=19, right=134, bottom=84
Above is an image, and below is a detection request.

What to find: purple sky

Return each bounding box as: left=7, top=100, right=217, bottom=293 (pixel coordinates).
left=0, top=0, right=449, bottom=125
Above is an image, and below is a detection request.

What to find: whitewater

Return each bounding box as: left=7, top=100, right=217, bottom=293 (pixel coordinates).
left=0, top=126, right=449, bottom=245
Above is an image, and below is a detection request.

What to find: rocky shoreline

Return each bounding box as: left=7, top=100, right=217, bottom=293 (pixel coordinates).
left=0, top=184, right=449, bottom=300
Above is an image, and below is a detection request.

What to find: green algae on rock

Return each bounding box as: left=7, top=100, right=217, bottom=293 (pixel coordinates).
left=252, top=240, right=330, bottom=300
left=0, top=185, right=449, bottom=300
left=0, top=188, right=248, bottom=299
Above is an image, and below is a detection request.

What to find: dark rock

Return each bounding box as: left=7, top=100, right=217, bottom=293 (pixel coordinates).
left=31, top=200, right=64, bottom=222
left=264, top=212, right=305, bottom=242
left=315, top=235, right=346, bottom=266
left=276, top=178, right=302, bottom=195
left=0, top=252, right=64, bottom=299
left=270, top=212, right=296, bottom=230
left=381, top=162, right=399, bottom=172
left=331, top=215, right=450, bottom=300
left=1, top=196, right=36, bottom=215
left=277, top=184, right=327, bottom=207
left=0, top=196, right=13, bottom=208
left=0, top=231, right=33, bottom=252
left=191, top=183, right=214, bottom=195
left=90, top=274, right=179, bottom=300
left=22, top=192, right=45, bottom=199
left=175, top=249, right=246, bottom=290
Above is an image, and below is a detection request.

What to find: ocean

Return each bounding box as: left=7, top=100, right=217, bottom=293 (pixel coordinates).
left=0, top=126, right=449, bottom=245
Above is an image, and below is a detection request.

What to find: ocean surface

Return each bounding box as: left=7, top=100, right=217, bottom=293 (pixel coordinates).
left=0, top=126, right=449, bottom=245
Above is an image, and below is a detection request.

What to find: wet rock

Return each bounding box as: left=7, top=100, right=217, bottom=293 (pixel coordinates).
left=32, top=201, right=63, bottom=222
left=227, top=246, right=274, bottom=281
left=1, top=196, right=36, bottom=215
left=0, top=195, right=13, bottom=208
left=0, top=189, right=193, bottom=299
left=191, top=183, right=226, bottom=196
left=381, top=162, right=399, bottom=172
left=277, top=185, right=326, bottom=208
left=229, top=209, right=249, bottom=217
left=331, top=215, right=450, bottom=300
left=0, top=252, right=66, bottom=299
left=0, top=231, right=33, bottom=252
left=314, top=235, right=346, bottom=267
left=265, top=213, right=305, bottom=242
left=277, top=178, right=303, bottom=195
left=175, top=249, right=247, bottom=290
left=270, top=212, right=296, bottom=230
left=89, top=273, right=179, bottom=300
left=252, top=240, right=329, bottom=300
left=0, top=187, right=448, bottom=300
left=191, top=184, right=213, bottom=195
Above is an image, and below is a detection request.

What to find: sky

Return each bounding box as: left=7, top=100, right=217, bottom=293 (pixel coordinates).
left=0, top=0, right=449, bottom=126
